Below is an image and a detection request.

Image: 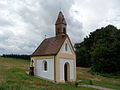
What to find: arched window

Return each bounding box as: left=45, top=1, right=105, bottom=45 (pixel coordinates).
left=43, top=61, right=47, bottom=71
left=65, top=43, right=67, bottom=51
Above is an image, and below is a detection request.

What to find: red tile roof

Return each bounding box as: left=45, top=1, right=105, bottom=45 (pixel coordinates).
left=32, top=35, right=67, bottom=56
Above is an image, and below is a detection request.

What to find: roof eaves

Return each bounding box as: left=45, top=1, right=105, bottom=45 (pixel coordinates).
left=31, top=54, right=56, bottom=57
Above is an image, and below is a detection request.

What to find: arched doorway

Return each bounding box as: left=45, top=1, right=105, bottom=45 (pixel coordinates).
left=64, top=62, right=70, bottom=82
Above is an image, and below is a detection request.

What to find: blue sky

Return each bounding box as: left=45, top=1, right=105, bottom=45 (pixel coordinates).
left=0, top=0, right=120, bottom=54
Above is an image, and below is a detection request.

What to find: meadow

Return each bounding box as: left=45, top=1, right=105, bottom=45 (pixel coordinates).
left=0, top=57, right=120, bottom=90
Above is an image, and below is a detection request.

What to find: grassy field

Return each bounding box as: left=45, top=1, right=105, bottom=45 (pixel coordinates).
left=77, top=68, right=120, bottom=89
left=0, top=57, right=120, bottom=90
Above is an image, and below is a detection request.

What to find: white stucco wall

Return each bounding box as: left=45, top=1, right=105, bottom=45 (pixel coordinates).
left=61, top=43, right=72, bottom=54
left=60, top=58, right=74, bottom=81
left=35, top=58, right=54, bottom=80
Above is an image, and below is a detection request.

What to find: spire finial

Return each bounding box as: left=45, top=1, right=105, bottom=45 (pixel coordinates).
left=59, top=1, right=62, bottom=12
left=45, top=35, right=46, bottom=39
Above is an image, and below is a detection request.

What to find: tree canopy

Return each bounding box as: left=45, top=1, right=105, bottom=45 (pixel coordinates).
left=75, top=25, right=120, bottom=74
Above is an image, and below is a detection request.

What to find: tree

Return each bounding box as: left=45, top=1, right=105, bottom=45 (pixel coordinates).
left=75, top=25, right=120, bottom=74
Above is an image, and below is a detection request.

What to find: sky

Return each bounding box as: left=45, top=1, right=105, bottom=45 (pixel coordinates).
left=0, top=0, right=120, bottom=55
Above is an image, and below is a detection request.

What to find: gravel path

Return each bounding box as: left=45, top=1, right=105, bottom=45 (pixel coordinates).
left=78, top=84, right=114, bottom=90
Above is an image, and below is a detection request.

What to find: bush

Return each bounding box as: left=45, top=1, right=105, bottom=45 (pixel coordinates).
left=75, top=82, right=79, bottom=87
left=89, top=80, right=93, bottom=85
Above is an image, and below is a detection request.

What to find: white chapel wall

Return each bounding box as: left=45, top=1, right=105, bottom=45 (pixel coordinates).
left=60, top=58, right=74, bottom=81
left=35, top=58, right=54, bottom=80
left=60, top=38, right=74, bottom=54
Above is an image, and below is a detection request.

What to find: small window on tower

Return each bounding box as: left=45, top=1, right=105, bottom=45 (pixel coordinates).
left=63, top=28, right=66, bottom=34
left=58, top=28, right=60, bottom=34
left=65, top=44, right=67, bottom=51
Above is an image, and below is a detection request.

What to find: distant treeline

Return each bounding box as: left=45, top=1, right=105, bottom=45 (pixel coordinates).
left=1, top=54, right=30, bottom=60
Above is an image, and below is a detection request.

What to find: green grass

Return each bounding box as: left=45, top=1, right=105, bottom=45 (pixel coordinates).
left=77, top=67, right=120, bottom=90
left=0, top=57, right=120, bottom=90
left=0, top=57, right=95, bottom=90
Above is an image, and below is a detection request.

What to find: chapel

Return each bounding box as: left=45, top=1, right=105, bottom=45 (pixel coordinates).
left=30, top=11, right=76, bottom=83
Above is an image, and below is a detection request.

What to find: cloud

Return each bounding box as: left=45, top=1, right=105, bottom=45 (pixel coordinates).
left=71, top=0, right=120, bottom=35
left=0, top=0, right=120, bottom=55
left=0, top=0, right=83, bottom=54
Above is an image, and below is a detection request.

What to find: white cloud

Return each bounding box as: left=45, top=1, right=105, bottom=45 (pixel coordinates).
left=0, top=0, right=120, bottom=55
left=71, top=0, right=120, bottom=35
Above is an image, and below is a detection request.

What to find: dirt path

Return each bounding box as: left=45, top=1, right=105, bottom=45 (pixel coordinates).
left=78, top=84, right=114, bottom=90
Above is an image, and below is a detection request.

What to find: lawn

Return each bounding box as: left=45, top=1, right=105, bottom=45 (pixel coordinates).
left=77, top=67, right=120, bottom=89
left=0, top=57, right=120, bottom=90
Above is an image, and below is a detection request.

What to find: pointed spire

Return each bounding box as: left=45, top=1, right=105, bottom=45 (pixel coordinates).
left=55, top=11, right=67, bottom=36
left=55, top=11, right=67, bottom=25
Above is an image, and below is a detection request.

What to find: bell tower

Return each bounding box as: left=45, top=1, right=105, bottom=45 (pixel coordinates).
left=55, top=11, right=67, bottom=36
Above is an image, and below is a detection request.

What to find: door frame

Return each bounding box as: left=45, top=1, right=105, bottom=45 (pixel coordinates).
left=64, top=62, right=70, bottom=82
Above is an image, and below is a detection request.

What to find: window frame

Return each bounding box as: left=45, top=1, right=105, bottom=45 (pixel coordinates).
left=43, top=60, right=47, bottom=71
left=63, top=27, right=66, bottom=34
left=65, top=43, right=68, bottom=51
